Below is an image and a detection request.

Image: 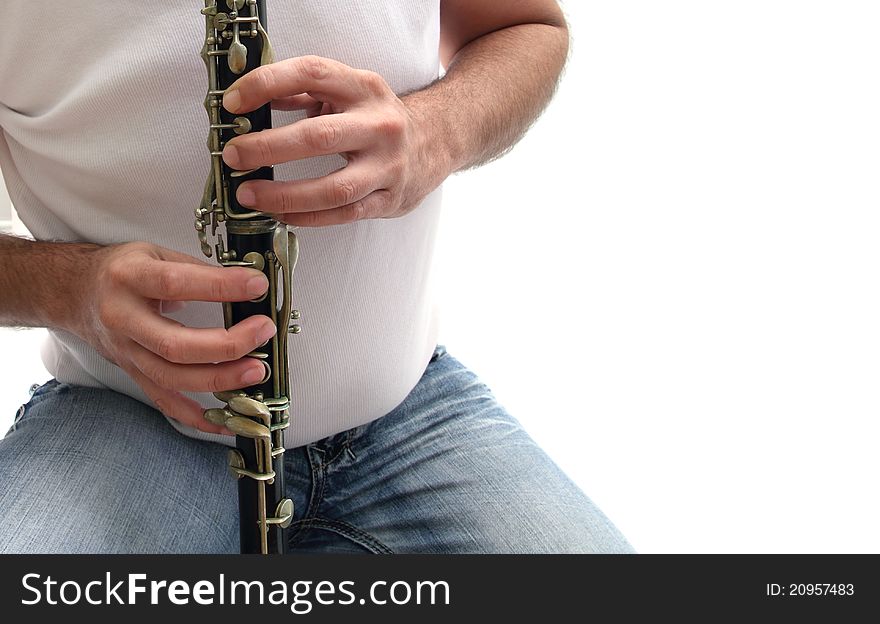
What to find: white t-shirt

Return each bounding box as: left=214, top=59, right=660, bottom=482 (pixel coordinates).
left=0, top=2, right=442, bottom=447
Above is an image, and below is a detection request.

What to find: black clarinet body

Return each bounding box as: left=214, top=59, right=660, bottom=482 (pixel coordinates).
left=197, top=0, right=298, bottom=554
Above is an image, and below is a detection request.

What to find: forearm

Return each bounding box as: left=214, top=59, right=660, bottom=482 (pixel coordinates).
left=0, top=233, right=100, bottom=331
left=404, top=21, right=570, bottom=175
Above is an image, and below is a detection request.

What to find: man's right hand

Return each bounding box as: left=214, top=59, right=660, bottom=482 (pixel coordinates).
left=72, top=241, right=277, bottom=434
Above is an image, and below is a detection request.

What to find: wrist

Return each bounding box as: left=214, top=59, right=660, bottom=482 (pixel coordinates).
left=58, top=243, right=107, bottom=338
left=402, top=91, right=461, bottom=182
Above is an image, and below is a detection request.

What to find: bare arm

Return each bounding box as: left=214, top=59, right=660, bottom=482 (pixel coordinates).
left=419, top=0, right=570, bottom=172
left=0, top=234, right=98, bottom=331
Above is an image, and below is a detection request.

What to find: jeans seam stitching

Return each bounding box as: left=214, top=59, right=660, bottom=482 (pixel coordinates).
left=306, top=518, right=394, bottom=554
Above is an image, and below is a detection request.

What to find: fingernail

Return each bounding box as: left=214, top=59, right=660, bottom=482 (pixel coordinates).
left=223, top=144, right=239, bottom=168
left=241, top=365, right=265, bottom=386
left=237, top=185, right=256, bottom=207
left=223, top=89, right=241, bottom=112
left=257, top=321, right=277, bottom=343
left=247, top=274, right=269, bottom=297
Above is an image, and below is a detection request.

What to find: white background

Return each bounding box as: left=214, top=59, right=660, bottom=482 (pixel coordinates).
left=2, top=1, right=880, bottom=553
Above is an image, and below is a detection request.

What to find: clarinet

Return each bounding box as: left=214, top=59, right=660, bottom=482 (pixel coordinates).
left=196, top=0, right=298, bottom=554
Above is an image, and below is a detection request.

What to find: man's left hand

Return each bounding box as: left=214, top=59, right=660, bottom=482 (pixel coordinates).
left=221, top=56, right=444, bottom=227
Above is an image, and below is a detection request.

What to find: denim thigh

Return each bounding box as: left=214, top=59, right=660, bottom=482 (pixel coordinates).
left=1, top=350, right=635, bottom=554
left=0, top=380, right=239, bottom=553
left=284, top=347, right=636, bottom=554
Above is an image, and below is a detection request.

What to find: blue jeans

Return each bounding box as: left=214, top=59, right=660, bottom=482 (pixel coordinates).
left=0, top=346, right=634, bottom=554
